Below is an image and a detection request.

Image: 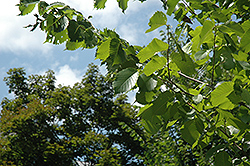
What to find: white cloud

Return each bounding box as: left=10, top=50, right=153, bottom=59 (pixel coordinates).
left=0, top=0, right=163, bottom=55
left=0, top=0, right=53, bottom=55
left=55, top=65, right=83, bottom=87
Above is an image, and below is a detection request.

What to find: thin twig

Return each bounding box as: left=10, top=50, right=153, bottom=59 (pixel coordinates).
left=211, top=26, right=217, bottom=88
left=166, top=26, right=171, bottom=80
left=181, top=0, right=196, bottom=15
left=178, top=71, right=211, bottom=87
left=187, top=102, right=244, bottom=153
left=158, top=76, right=194, bottom=97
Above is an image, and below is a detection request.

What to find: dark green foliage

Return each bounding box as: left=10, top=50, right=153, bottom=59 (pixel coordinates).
left=0, top=64, right=146, bottom=165
left=15, top=0, right=250, bottom=165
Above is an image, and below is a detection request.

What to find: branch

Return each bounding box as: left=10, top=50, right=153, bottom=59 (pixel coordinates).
left=157, top=76, right=194, bottom=97
left=178, top=71, right=212, bottom=87
left=181, top=0, right=196, bottom=16
left=211, top=26, right=217, bottom=88
left=186, top=102, right=245, bottom=153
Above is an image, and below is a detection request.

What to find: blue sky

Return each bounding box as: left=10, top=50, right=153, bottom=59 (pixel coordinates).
left=0, top=0, right=172, bottom=102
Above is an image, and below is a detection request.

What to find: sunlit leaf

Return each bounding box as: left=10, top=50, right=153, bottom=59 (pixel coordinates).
left=94, top=0, right=107, bottom=9
left=146, top=11, right=167, bottom=33
left=117, top=0, right=129, bottom=12
left=199, top=20, right=215, bottom=47
left=113, top=68, right=139, bottom=93
left=211, top=82, right=235, bottom=110
left=166, top=0, right=180, bottom=15
left=137, top=38, right=168, bottom=63
left=95, top=38, right=111, bottom=60
left=143, top=56, right=167, bottom=76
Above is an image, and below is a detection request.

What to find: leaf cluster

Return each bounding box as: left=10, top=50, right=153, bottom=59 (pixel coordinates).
left=15, top=0, right=250, bottom=165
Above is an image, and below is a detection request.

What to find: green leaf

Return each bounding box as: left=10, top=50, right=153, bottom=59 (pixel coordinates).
left=223, top=22, right=244, bottom=36
left=199, top=20, right=215, bottom=48
left=151, top=91, right=174, bottom=115
left=233, top=51, right=248, bottom=62
left=240, top=28, right=250, bottom=53
left=242, top=89, right=250, bottom=105
left=110, top=38, right=127, bottom=65
left=146, top=11, right=167, bottom=33
left=166, top=0, right=179, bottom=15
left=166, top=119, right=178, bottom=129
left=141, top=116, right=162, bottom=135
left=38, top=1, right=49, bottom=15
left=214, top=151, right=232, bottom=166
left=18, top=3, right=36, bottom=16
left=137, top=74, right=157, bottom=92
left=136, top=91, right=155, bottom=104
left=238, top=61, right=250, bottom=70
left=171, top=52, right=196, bottom=75
left=65, top=41, right=84, bottom=50
left=211, top=82, right=235, bottom=110
left=94, top=0, right=108, bottom=9
left=95, top=38, right=111, bottom=60
left=181, top=119, right=201, bottom=145
left=143, top=56, right=167, bottom=76
left=113, top=68, right=139, bottom=94
left=137, top=38, right=168, bottom=63
left=138, top=104, right=162, bottom=134
left=194, top=49, right=211, bottom=61
left=117, top=0, right=129, bottom=12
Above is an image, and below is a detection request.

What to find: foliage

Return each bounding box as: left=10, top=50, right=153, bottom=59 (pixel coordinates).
left=16, top=0, right=250, bottom=165
left=0, top=64, right=147, bottom=165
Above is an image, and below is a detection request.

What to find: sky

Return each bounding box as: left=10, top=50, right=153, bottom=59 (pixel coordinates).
left=0, top=0, right=171, bottom=102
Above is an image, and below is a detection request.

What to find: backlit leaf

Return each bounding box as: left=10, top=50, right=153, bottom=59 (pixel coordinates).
left=211, top=82, right=235, bottom=110
left=146, top=11, right=167, bottom=33
left=94, top=0, right=107, bottom=9
left=117, top=0, right=129, bottom=12
left=199, top=20, right=215, bottom=47
left=166, top=0, right=180, bottom=15
left=95, top=38, right=111, bottom=60
left=143, top=56, right=167, bottom=76
left=137, top=38, right=168, bottom=63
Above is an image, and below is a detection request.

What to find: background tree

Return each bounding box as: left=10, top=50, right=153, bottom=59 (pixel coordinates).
left=0, top=64, right=146, bottom=165
left=13, top=0, right=250, bottom=165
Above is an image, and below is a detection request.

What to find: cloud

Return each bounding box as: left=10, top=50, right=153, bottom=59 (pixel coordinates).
left=0, top=0, right=163, bottom=56
left=55, top=65, right=84, bottom=87
left=0, top=0, right=53, bottom=55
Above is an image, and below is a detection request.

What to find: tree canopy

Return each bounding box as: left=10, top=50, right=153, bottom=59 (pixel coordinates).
left=7, top=0, right=250, bottom=165
left=0, top=64, right=147, bottom=165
